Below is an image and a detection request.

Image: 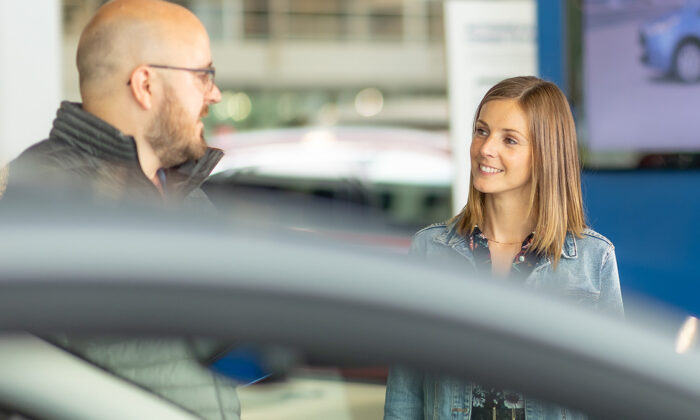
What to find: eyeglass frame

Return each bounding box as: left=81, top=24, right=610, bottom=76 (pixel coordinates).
left=126, top=64, right=216, bottom=90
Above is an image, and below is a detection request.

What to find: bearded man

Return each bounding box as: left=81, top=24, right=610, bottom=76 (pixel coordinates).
left=3, top=0, right=222, bottom=210
left=2, top=1, right=242, bottom=419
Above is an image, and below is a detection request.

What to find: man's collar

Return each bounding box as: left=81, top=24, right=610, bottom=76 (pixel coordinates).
left=50, top=101, right=140, bottom=163
left=167, top=147, right=224, bottom=192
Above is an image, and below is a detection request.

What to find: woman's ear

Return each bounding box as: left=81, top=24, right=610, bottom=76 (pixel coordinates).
left=128, top=65, right=154, bottom=110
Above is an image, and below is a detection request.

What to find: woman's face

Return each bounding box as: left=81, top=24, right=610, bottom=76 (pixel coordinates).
left=470, top=98, right=533, bottom=200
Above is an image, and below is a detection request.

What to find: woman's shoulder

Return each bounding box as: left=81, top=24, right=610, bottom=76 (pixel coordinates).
left=414, top=222, right=450, bottom=237
left=574, top=228, right=616, bottom=262
left=410, top=222, right=456, bottom=252
left=578, top=228, right=614, bottom=248
left=414, top=220, right=464, bottom=243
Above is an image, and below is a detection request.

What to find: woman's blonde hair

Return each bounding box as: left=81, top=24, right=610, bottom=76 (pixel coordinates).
left=452, top=76, right=585, bottom=268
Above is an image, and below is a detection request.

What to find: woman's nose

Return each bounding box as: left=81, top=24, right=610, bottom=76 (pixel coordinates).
left=479, top=135, right=498, bottom=158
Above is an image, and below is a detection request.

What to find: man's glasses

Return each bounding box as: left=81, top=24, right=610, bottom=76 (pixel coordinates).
left=127, top=64, right=216, bottom=91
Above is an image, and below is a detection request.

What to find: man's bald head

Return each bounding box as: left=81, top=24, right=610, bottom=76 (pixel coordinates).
left=77, top=0, right=208, bottom=100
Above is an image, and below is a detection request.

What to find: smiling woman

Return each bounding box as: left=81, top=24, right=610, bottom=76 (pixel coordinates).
left=459, top=76, right=586, bottom=271
left=470, top=99, right=533, bottom=211
left=384, top=76, right=624, bottom=420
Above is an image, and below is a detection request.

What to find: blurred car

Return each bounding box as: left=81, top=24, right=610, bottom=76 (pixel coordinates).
left=2, top=200, right=700, bottom=419
left=640, top=0, right=700, bottom=82
left=203, top=126, right=453, bottom=237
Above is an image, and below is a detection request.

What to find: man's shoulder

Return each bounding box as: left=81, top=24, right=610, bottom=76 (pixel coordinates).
left=11, top=137, right=92, bottom=172
left=3, top=138, right=98, bottom=198
left=8, top=139, right=62, bottom=180
left=12, top=139, right=55, bottom=164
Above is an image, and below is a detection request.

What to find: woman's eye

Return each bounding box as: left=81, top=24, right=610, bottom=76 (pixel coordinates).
left=505, top=137, right=518, bottom=145
left=475, top=128, right=487, bottom=136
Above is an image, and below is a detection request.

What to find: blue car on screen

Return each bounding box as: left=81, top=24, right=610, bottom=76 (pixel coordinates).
left=640, top=1, right=700, bottom=82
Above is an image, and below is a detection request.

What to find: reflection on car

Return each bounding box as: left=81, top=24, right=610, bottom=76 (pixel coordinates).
left=640, top=0, right=700, bottom=82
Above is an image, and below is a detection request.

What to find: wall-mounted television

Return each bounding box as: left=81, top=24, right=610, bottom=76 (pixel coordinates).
left=578, top=0, right=700, bottom=167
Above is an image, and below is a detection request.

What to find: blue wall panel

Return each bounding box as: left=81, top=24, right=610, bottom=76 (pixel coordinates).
left=537, top=0, right=566, bottom=90
left=582, top=171, right=700, bottom=315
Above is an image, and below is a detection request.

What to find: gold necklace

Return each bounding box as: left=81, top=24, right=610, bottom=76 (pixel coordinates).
left=476, top=225, right=530, bottom=245
left=485, top=237, right=522, bottom=245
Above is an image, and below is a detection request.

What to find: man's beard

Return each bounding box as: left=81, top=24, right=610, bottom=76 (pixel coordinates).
left=145, top=88, right=209, bottom=169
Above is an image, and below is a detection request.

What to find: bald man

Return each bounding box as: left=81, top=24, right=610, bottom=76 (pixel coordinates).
left=3, top=1, right=241, bottom=419
left=4, top=0, right=222, bottom=208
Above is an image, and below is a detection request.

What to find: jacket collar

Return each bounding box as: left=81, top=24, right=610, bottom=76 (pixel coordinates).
left=49, top=101, right=223, bottom=190
left=561, top=232, right=578, bottom=259
left=50, top=102, right=140, bottom=163
left=434, top=219, right=579, bottom=259
left=167, top=148, right=224, bottom=196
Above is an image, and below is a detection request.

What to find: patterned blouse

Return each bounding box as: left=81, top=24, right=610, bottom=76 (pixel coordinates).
left=468, top=226, right=537, bottom=420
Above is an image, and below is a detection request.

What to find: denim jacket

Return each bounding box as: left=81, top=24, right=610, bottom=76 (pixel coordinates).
left=384, top=222, right=624, bottom=420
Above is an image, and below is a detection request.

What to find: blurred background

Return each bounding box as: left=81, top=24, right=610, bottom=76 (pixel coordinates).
left=60, top=0, right=449, bottom=132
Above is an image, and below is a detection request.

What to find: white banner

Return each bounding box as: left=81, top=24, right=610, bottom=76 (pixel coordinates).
left=0, top=0, right=61, bottom=165
left=444, top=0, right=537, bottom=214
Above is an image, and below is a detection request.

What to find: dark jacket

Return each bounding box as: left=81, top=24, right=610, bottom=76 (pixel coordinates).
left=2, top=102, right=239, bottom=419
left=3, top=101, right=223, bottom=212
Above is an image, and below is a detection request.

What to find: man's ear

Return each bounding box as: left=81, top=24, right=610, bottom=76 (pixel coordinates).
left=128, top=65, right=154, bottom=110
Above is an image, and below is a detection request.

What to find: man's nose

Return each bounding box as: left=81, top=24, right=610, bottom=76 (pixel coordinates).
left=207, top=83, right=222, bottom=104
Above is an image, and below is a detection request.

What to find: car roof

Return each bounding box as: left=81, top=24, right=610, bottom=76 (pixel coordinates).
left=1, top=200, right=700, bottom=419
